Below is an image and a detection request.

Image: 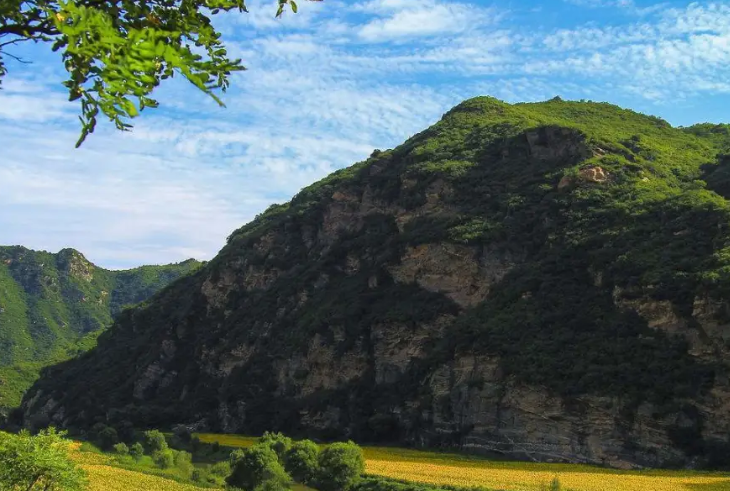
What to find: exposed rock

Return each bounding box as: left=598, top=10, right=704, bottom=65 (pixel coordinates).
left=22, top=97, right=730, bottom=470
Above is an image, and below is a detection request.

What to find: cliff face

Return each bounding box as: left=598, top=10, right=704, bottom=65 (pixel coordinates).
left=0, top=246, right=202, bottom=409
left=22, top=98, right=730, bottom=469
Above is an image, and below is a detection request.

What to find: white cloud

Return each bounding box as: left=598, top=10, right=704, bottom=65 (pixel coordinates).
left=356, top=0, right=497, bottom=42
left=3, top=0, right=730, bottom=269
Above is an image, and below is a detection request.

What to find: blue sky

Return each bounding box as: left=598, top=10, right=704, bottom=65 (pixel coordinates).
left=1, top=0, right=730, bottom=269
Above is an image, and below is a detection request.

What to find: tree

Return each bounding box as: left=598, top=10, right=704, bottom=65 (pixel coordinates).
left=129, top=442, right=144, bottom=461
left=142, top=429, right=168, bottom=453
left=226, top=443, right=292, bottom=491
left=0, top=428, right=87, bottom=491
left=259, top=431, right=293, bottom=459
left=317, top=441, right=364, bottom=491
left=284, top=439, right=320, bottom=485
left=173, top=449, right=194, bottom=477
left=113, top=442, right=129, bottom=455
left=0, top=0, right=320, bottom=147
left=97, top=426, right=119, bottom=450
left=152, top=448, right=175, bottom=469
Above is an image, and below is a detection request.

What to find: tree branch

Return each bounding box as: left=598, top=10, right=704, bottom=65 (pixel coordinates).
left=1, top=50, right=32, bottom=64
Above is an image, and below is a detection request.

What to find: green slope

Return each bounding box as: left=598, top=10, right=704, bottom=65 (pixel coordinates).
left=0, top=246, right=202, bottom=409
left=22, top=97, right=730, bottom=468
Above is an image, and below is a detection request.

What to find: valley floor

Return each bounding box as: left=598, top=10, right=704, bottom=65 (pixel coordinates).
left=196, top=433, right=730, bottom=491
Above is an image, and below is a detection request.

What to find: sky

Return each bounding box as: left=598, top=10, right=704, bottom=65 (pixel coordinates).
left=1, top=0, right=730, bottom=269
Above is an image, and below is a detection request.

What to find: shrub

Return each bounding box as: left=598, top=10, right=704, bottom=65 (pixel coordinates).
left=0, top=428, right=87, bottom=491
left=129, top=442, right=144, bottom=461
left=174, top=450, right=194, bottom=477
left=191, top=469, right=205, bottom=483
left=113, top=442, right=129, bottom=455
left=226, top=443, right=292, bottom=491
left=284, top=439, right=320, bottom=484
left=97, top=426, right=119, bottom=450
left=259, top=431, right=292, bottom=459
left=317, top=441, right=365, bottom=491
left=152, top=449, right=175, bottom=469
left=143, top=430, right=168, bottom=453
left=210, top=460, right=231, bottom=477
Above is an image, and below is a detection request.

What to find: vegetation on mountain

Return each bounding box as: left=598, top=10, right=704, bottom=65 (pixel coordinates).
left=0, top=246, right=201, bottom=411
left=0, top=427, right=87, bottom=491
left=0, top=0, right=317, bottom=146
left=21, top=97, right=730, bottom=469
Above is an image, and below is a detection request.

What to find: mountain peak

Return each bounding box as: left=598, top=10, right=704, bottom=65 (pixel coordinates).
left=21, top=97, right=730, bottom=470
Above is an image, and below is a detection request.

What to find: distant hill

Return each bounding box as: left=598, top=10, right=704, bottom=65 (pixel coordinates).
left=0, top=246, right=202, bottom=409
left=22, top=97, right=730, bottom=469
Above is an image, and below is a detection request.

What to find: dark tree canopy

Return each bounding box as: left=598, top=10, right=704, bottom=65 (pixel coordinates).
left=0, top=0, right=320, bottom=146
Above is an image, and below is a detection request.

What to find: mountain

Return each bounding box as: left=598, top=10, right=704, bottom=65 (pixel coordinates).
left=21, top=98, right=730, bottom=470
left=0, top=246, right=202, bottom=409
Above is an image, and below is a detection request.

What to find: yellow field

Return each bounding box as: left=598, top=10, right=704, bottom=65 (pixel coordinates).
left=69, top=444, right=204, bottom=491
left=366, top=459, right=730, bottom=491
left=195, top=433, right=730, bottom=491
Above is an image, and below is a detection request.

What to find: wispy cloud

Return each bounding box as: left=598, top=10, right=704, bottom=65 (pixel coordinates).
left=2, top=0, right=730, bottom=268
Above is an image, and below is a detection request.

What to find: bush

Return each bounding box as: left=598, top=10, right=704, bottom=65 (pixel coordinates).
left=113, top=442, right=129, bottom=455
left=259, top=431, right=292, bottom=459
left=89, top=424, right=119, bottom=451
left=191, top=468, right=205, bottom=483
left=129, top=442, right=144, bottom=461
left=173, top=450, right=194, bottom=477
left=210, top=460, right=231, bottom=477
left=284, top=439, right=320, bottom=484
left=152, top=449, right=175, bottom=469
left=317, top=441, right=365, bottom=491
left=143, top=430, right=168, bottom=453
left=226, top=443, right=292, bottom=491
left=0, top=428, right=87, bottom=491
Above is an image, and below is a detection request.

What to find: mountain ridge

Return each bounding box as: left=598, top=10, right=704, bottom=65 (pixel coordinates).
left=21, top=97, right=730, bottom=470
left=0, top=245, right=202, bottom=410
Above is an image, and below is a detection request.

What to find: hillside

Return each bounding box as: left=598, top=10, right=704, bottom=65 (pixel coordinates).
left=0, top=246, right=202, bottom=409
left=21, top=97, right=730, bottom=469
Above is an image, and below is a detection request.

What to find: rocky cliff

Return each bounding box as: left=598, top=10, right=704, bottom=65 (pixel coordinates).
left=21, top=98, right=730, bottom=469
left=0, top=246, right=202, bottom=409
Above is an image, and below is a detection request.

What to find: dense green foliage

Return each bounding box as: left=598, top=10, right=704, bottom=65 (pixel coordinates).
left=259, top=431, right=294, bottom=460
left=143, top=429, right=169, bottom=453
left=227, top=443, right=292, bottom=490
left=0, top=0, right=313, bottom=146
left=285, top=439, right=320, bottom=485
left=0, top=246, right=201, bottom=410
left=22, top=97, right=730, bottom=468
left=317, top=441, right=365, bottom=491
left=0, top=428, right=87, bottom=491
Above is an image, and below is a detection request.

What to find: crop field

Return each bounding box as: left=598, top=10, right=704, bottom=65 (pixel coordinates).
left=69, top=444, right=205, bottom=491
left=195, top=433, right=730, bottom=491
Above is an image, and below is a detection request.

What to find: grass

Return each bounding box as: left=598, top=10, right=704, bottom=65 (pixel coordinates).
left=70, top=443, right=209, bottom=491
left=195, top=433, right=730, bottom=491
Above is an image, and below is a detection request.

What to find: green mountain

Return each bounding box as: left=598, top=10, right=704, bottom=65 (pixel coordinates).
left=0, top=246, right=202, bottom=409
left=22, top=97, right=730, bottom=469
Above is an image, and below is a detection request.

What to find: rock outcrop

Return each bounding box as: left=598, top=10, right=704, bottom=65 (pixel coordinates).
left=21, top=97, right=730, bottom=470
